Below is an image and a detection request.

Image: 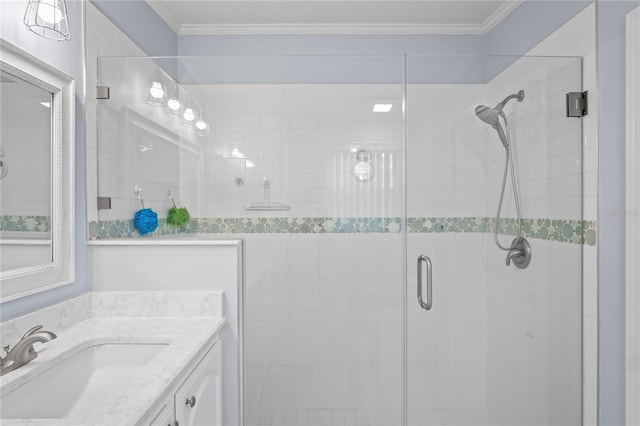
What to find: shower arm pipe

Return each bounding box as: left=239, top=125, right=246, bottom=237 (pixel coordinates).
left=497, top=91, right=524, bottom=110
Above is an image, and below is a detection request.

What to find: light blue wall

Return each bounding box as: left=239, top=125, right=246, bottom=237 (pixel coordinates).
left=89, top=0, right=177, bottom=57
left=178, top=33, right=484, bottom=56
left=0, top=0, right=89, bottom=320
left=486, top=0, right=591, bottom=54
left=596, top=2, right=640, bottom=424
left=178, top=34, right=487, bottom=84
left=485, top=0, right=591, bottom=78
left=89, top=0, right=178, bottom=77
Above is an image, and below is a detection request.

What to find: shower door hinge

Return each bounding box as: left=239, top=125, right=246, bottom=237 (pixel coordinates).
left=566, top=91, right=588, bottom=117
left=96, top=85, right=110, bottom=100
left=97, top=196, right=112, bottom=210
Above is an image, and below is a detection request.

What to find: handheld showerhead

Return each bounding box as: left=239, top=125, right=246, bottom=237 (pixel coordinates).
left=474, top=90, right=524, bottom=149
left=475, top=105, right=508, bottom=148
left=474, top=104, right=500, bottom=126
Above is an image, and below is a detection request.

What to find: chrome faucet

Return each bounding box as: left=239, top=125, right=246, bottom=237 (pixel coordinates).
left=0, top=325, right=57, bottom=376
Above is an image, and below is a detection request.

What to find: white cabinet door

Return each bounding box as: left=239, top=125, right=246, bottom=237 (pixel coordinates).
left=175, top=342, right=222, bottom=426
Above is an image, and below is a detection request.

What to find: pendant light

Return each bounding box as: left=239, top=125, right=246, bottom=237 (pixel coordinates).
left=24, top=0, right=71, bottom=41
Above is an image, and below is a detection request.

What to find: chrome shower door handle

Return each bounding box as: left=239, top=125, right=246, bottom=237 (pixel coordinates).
left=417, top=255, right=432, bottom=310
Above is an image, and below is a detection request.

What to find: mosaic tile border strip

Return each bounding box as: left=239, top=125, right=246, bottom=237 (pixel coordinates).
left=95, top=216, right=596, bottom=245
left=406, top=217, right=596, bottom=245
left=0, top=215, right=50, bottom=233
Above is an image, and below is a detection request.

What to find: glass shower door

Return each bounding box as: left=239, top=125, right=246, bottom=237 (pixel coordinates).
left=405, top=54, right=584, bottom=425
left=94, top=54, right=408, bottom=426
left=177, top=55, right=409, bottom=426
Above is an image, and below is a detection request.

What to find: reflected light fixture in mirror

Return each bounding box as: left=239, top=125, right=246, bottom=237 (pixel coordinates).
left=354, top=148, right=373, bottom=182
left=181, top=99, right=200, bottom=127
left=372, top=103, right=392, bottom=112
left=144, top=74, right=166, bottom=107
left=23, top=0, right=71, bottom=41
left=195, top=119, right=209, bottom=136
left=164, top=84, right=182, bottom=116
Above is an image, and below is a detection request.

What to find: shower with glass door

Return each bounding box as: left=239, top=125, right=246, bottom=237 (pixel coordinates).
left=94, top=52, right=584, bottom=425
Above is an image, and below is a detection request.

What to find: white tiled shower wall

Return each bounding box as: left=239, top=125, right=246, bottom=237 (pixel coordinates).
left=189, top=83, right=403, bottom=219
left=0, top=81, right=51, bottom=216
left=244, top=233, right=403, bottom=414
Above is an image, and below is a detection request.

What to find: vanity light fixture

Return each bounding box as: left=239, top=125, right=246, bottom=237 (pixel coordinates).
left=181, top=99, right=201, bottom=127
left=167, top=97, right=181, bottom=113
left=183, top=107, right=196, bottom=123
left=373, top=104, right=393, bottom=112
left=164, top=84, right=182, bottom=116
left=195, top=119, right=209, bottom=136
left=144, top=75, right=166, bottom=107
left=143, top=71, right=208, bottom=133
left=24, top=0, right=71, bottom=41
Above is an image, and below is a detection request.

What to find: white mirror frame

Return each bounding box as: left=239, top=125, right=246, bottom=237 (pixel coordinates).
left=0, top=40, right=75, bottom=302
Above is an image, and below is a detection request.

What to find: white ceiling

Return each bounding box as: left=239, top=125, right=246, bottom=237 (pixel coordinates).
left=146, top=0, right=523, bottom=35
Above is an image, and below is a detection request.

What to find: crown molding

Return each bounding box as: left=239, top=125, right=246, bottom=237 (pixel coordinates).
left=481, top=0, right=524, bottom=33
left=178, top=23, right=489, bottom=36
left=147, top=0, right=524, bottom=36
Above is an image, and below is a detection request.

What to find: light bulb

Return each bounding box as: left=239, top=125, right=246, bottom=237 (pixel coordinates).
left=36, top=1, right=61, bottom=24
left=183, top=108, right=195, bottom=122
left=195, top=120, right=209, bottom=136
left=149, top=82, right=165, bottom=99
left=167, top=98, right=181, bottom=111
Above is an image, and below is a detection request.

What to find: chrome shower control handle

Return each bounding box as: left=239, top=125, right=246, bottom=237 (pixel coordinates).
left=505, top=237, right=531, bottom=269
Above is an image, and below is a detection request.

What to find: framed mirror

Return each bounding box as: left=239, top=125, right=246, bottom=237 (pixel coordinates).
left=0, top=40, right=74, bottom=302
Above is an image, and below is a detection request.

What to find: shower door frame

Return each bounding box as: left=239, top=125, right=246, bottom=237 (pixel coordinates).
left=625, top=6, right=640, bottom=426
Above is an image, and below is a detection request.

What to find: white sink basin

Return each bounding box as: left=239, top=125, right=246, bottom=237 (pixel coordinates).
left=1, top=343, right=168, bottom=419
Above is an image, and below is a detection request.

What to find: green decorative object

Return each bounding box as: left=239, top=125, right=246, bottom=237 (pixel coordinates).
left=167, top=206, right=190, bottom=227
left=167, top=193, right=191, bottom=227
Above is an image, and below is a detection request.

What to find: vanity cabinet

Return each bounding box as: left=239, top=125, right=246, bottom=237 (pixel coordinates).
left=147, top=340, right=221, bottom=426
left=149, top=404, right=173, bottom=426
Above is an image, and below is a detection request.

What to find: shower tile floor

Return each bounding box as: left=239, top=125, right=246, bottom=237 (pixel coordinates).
left=246, top=409, right=496, bottom=426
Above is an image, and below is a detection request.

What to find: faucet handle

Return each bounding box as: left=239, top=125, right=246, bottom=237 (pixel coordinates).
left=2, top=345, right=10, bottom=355
left=22, top=325, right=43, bottom=339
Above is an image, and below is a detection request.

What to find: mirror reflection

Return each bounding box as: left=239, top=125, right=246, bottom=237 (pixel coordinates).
left=0, top=69, right=53, bottom=271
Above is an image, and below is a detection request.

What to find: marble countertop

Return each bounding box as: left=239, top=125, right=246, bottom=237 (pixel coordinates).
left=0, top=316, right=226, bottom=425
